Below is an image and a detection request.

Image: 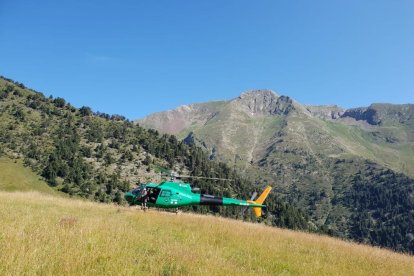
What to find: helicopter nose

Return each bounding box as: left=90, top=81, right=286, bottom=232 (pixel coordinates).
left=124, top=193, right=134, bottom=203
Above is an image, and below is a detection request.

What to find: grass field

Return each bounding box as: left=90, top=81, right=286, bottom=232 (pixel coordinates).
left=1, top=191, right=413, bottom=275
left=1, top=156, right=413, bottom=275
left=0, top=157, right=59, bottom=195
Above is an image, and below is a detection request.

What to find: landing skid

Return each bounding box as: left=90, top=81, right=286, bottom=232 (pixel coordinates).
left=136, top=206, right=180, bottom=215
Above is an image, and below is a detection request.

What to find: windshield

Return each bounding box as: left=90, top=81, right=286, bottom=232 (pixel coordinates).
left=131, top=187, right=142, bottom=195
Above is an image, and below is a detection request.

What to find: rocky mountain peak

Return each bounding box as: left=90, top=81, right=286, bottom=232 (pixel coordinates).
left=232, top=89, right=291, bottom=115
left=238, top=89, right=279, bottom=100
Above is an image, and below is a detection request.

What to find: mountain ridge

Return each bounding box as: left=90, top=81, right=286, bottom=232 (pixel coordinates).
left=138, top=90, right=414, bottom=174
left=138, top=89, right=414, bottom=253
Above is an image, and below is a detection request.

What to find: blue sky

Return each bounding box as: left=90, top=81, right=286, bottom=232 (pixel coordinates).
left=1, top=0, right=413, bottom=119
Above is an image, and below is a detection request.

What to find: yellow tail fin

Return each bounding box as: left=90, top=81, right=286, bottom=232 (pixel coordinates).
left=255, top=186, right=272, bottom=205
left=252, top=207, right=262, bottom=217
left=252, top=186, right=272, bottom=217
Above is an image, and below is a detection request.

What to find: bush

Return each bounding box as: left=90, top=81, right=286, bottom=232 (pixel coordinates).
left=79, top=106, right=92, bottom=116
left=53, top=97, right=66, bottom=108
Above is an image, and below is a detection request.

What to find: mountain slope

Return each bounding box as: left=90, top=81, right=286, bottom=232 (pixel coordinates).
left=0, top=76, right=312, bottom=231
left=1, top=191, right=413, bottom=275
left=2, top=134, right=413, bottom=273
left=0, top=157, right=59, bottom=195
left=139, top=90, right=414, bottom=177
left=139, top=90, right=414, bottom=253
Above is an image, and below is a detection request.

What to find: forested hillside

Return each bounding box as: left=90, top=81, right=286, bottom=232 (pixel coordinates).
left=2, top=77, right=414, bottom=253
left=0, top=76, right=309, bottom=231
left=139, top=90, right=414, bottom=254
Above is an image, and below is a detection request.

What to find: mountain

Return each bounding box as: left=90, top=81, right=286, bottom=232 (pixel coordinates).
left=139, top=89, right=414, bottom=253
left=0, top=76, right=310, bottom=230
left=139, top=90, right=414, bottom=176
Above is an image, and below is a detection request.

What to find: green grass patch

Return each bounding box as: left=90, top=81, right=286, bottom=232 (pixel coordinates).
left=324, top=121, right=414, bottom=176
left=0, top=157, right=58, bottom=195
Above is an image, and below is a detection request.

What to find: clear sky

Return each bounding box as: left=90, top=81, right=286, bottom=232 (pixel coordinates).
left=1, top=0, right=413, bottom=119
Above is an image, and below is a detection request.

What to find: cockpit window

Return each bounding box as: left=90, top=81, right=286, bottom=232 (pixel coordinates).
left=160, top=190, right=171, bottom=197
left=131, top=187, right=142, bottom=195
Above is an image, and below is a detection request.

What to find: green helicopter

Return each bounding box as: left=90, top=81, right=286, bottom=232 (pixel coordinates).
left=124, top=173, right=272, bottom=217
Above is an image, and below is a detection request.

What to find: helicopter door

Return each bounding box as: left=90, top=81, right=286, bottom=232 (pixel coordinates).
left=147, top=188, right=161, bottom=204
left=159, top=190, right=172, bottom=204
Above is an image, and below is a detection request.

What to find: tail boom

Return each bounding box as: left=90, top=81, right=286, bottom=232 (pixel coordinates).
left=198, top=185, right=272, bottom=217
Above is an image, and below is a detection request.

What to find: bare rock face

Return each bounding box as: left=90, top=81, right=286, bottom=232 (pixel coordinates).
left=341, top=104, right=414, bottom=126
left=306, top=105, right=345, bottom=120
left=138, top=107, right=191, bottom=134
left=232, top=90, right=279, bottom=115
left=341, top=107, right=381, bottom=125
left=273, top=96, right=295, bottom=115
left=230, top=90, right=295, bottom=116
left=138, top=103, right=219, bottom=134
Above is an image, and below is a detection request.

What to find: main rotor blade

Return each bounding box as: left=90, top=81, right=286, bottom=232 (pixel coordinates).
left=178, top=175, right=233, bottom=181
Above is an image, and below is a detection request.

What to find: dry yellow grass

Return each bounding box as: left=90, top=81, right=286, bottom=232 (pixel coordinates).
left=0, top=192, right=413, bottom=275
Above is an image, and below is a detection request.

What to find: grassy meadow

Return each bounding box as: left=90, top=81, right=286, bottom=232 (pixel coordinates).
left=1, top=191, right=413, bottom=275
left=1, top=157, right=413, bottom=275
left=0, top=157, right=59, bottom=195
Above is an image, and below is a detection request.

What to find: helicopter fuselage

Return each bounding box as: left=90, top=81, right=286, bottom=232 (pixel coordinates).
left=124, top=181, right=265, bottom=209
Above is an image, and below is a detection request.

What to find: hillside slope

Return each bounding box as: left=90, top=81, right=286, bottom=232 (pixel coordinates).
left=0, top=157, right=58, bottom=195
left=139, top=90, right=414, bottom=253
left=1, top=191, right=413, bottom=275
left=139, top=90, right=414, bottom=177
left=0, top=77, right=312, bottom=232
left=2, top=76, right=413, bottom=253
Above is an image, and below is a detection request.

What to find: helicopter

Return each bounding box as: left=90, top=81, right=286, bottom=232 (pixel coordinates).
left=124, top=172, right=272, bottom=217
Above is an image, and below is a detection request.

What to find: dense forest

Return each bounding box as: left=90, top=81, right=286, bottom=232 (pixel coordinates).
left=326, top=159, right=414, bottom=253
left=0, top=76, right=310, bottom=231
left=346, top=164, right=414, bottom=253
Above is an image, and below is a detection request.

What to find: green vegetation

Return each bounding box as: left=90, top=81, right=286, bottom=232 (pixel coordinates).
left=2, top=76, right=414, bottom=254
left=0, top=76, right=310, bottom=232
left=0, top=157, right=58, bottom=195
left=1, top=191, right=413, bottom=275
left=138, top=89, right=414, bottom=254
left=326, top=159, right=414, bottom=253
left=325, top=121, right=414, bottom=176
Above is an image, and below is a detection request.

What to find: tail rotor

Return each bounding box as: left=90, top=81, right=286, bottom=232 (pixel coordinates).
left=241, top=191, right=258, bottom=217
left=249, top=186, right=272, bottom=217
